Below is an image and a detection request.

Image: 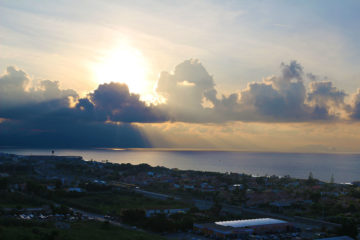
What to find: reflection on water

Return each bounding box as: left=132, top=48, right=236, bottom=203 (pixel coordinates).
left=1, top=148, right=360, bottom=183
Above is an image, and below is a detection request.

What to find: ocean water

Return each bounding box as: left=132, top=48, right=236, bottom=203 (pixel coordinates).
left=1, top=148, right=360, bottom=183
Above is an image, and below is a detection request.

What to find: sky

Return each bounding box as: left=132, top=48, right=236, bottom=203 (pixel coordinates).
left=1, top=0, right=360, bottom=153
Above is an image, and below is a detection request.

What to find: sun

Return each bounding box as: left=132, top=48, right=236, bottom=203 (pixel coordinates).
left=93, top=44, right=150, bottom=94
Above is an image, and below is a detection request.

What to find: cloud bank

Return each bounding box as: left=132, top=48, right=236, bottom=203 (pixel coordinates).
left=0, top=67, right=163, bottom=147
left=157, top=59, right=359, bottom=122
left=0, top=60, right=359, bottom=147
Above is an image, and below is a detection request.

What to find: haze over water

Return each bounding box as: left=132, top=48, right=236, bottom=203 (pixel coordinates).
left=2, top=148, right=359, bottom=183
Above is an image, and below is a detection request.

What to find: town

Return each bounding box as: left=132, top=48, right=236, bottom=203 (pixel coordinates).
left=0, top=152, right=359, bottom=239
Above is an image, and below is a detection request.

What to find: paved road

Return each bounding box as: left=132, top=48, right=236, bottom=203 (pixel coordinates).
left=134, top=189, right=181, bottom=200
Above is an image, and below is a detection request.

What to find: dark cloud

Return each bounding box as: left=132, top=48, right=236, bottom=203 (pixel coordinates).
left=87, top=82, right=168, bottom=123
left=156, top=60, right=360, bottom=122
left=306, top=72, right=318, bottom=81
left=1, top=60, right=360, bottom=148
left=280, top=61, right=303, bottom=81
left=0, top=67, right=167, bottom=124
left=0, top=67, right=165, bottom=147
left=0, top=67, right=77, bottom=111
left=0, top=117, right=150, bottom=148
left=236, top=61, right=311, bottom=121
left=1, top=98, right=73, bottom=121
left=306, top=72, right=328, bottom=82
left=308, top=81, right=348, bottom=108
left=350, top=89, right=360, bottom=120
left=157, top=60, right=346, bottom=122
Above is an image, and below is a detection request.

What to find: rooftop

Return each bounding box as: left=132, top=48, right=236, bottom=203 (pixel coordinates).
left=215, top=218, right=288, bottom=228
left=316, top=237, right=354, bottom=240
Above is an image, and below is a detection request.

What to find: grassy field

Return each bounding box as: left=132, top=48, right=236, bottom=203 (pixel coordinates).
left=56, top=191, right=188, bottom=215
left=0, top=192, right=48, bottom=209
left=0, top=220, right=164, bottom=240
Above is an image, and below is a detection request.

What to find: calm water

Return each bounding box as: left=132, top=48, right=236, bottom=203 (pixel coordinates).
left=1, top=148, right=360, bottom=183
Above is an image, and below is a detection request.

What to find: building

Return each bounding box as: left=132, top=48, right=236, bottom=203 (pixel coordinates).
left=66, top=187, right=84, bottom=192
left=316, top=237, right=354, bottom=240
left=194, top=218, right=293, bottom=239
left=145, top=208, right=189, bottom=217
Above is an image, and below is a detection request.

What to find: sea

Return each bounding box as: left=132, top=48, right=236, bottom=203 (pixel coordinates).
left=1, top=148, right=359, bottom=183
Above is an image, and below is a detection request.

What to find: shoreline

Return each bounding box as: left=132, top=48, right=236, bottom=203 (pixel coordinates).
left=1, top=151, right=359, bottom=185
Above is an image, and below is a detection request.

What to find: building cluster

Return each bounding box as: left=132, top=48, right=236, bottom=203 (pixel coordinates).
left=119, top=168, right=359, bottom=214
left=0, top=153, right=359, bottom=239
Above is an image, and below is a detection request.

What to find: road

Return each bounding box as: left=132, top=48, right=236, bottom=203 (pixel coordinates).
left=134, top=189, right=180, bottom=200
left=71, top=208, right=126, bottom=227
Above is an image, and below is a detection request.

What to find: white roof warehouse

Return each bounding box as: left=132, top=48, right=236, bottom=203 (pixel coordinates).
left=194, top=218, right=293, bottom=239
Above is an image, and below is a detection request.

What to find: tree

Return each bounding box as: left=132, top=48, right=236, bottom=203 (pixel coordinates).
left=179, top=216, right=193, bottom=230
left=101, top=221, right=111, bottom=230
left=330, top=174, right=335, bottom=184
left=338, top=219, right=358, bottom=238
left=146, top=214, right=175, bottom=232
left=306, top=171, right=316, bottom=185
left=308, top=171, right=314, bottom=180
left=55, top=179, right=62, bottom=190
left=26, top=180, right=45, bottom=195
left=121, top=209, right=145, bottom=225
left=210, top=201, right=222, bottom=216
left=0, top=177, right=8, bottom=190
left=310, top=192, right=321, bottom=203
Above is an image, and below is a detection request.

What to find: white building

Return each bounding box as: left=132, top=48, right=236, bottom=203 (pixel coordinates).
left=316, top=237, right=354, bottom=240
left=194, top=218, right=293, bottom=239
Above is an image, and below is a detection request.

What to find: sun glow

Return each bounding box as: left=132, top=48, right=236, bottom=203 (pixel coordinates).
left=94, top=44, right=150, bottom=94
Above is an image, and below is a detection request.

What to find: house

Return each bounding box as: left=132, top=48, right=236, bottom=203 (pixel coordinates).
left=66, top=187, right=84, bottom=192
left=93, top=179, right=106, bottom=185
left=145, top=208, right=189, bottom=217
left=0, top=173, right=10, bottom=178
left=184, top=185, right=194, bottom=190
left=270, top=200, right=292, bottom=208
left=228, top=184, right=243, bottom=191
left=47, top=185, right=56, bottom=191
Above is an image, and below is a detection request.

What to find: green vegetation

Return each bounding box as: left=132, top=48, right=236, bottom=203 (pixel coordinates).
left=0, top=219, right=164, bottom=240
left=121, top=209, right=194, bottom=233
left=52, top=190, right=188, bottom=215
left=0, top=192, right=47, bottom=209
left=1, top=153, right=360, bottom=237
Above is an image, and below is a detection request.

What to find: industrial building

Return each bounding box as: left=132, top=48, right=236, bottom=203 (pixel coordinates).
left=194, top=218, right=293, bottom=239
left=316, top=237, right=354, bottom=240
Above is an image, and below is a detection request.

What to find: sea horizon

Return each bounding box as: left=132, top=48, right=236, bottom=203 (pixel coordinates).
left=2, top=147, right=360, bottom=184
left=2, top=146, right=360, bottom=155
